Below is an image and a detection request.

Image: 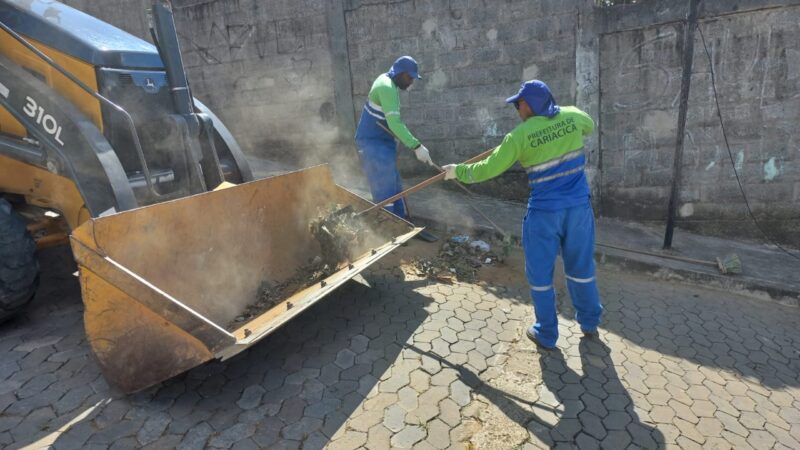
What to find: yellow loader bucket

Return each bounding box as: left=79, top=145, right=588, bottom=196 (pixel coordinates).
left=69, top=165, right=420, bottom=393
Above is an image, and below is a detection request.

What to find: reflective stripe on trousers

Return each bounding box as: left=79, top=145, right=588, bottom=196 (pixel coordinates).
left=523, top=203, right=603, bottom=348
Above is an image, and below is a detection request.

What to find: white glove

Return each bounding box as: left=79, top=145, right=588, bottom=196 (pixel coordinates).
left=414, top=145, right=433, bottom=166
left=443, top=164, right=458, bottom=180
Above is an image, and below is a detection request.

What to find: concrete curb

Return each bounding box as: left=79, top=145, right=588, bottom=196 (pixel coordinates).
left=413, top=216, right=800, bottom=307
left=595, top=246, right=800, bottom=307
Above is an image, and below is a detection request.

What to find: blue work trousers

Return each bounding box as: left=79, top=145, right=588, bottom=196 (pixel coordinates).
left=523, top=203, right=603, bottom=348
left=355, top=139, right=407, bottom=219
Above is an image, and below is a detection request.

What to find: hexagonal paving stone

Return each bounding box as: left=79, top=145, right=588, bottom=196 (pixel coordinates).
left=766, top=423, right=800, bottom=449
left=686, top=385, right=712, bottom=401
left=738, top=411, right=766, bottom=430
left=673, top=417, right=705, bottom=445
left=600, top=430, right=631, bottom=449
left=649, top=406, right=676, bottom=424
left=676, top=435, right=704, bottom=450
left=668, top=399, right=699, bottom=424
left=379, top=371, right=410, bottom=394
left=645, top=389, right=671, bottom=406
left=602, top=411, right=632, bottom=431
left=328, top=430, right=367, bottom=450
left=691, top=400, right=718, bottom=418
left=207, top=423, right=255, bottom=448
left=350, top=335, right=370, bottom=354
left=578, top=411, right=607, bottom=441
left=747, top=430, right=776, bottom=449
left=237, top=385, right=266, bottom=410
left=391, top=425, right=426, bottom=448
left=723, top=380, right=749, bottom=397
left=424, top=419, right=452, bottom=449
left=347, top=409, right=383, bottom=433
left=770, top=391, right=795, bottom=408
left=575, top=432, right=600, bottom=450
left=397, top=386, right=418, bottom=412
left=335, top=349, right=356, bottom=370
left=383, top=404, right=406, bottom=433
left=780, top=407, right=800, bottom=424
left=366, top=424, right=392, bottom=449
left=716, top=411, right=749, bottom=437
left=731, top=396, right=757, bottom=412
left=450, top=380, right=471, bottom=407
left=549, top=417, right=582, bottom=442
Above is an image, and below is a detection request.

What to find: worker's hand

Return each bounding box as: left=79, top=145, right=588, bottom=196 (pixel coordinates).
left=443, top=164, right=458, bottom=180
left=414, top=145, right=434, bottom=166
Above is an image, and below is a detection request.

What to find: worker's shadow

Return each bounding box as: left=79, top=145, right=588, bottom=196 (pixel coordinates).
left=539, top=339, right=665, bottom=448
left=407, top=337, right=664, bottom=448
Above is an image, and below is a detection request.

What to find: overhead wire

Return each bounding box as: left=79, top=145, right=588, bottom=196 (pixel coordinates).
left=696, top=23, right=800, bottom=261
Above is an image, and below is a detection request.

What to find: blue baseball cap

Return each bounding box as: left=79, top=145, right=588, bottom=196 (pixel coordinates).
left=388, top=56, right=422, bottom=79
left=506, top=80, right=560, bottom=118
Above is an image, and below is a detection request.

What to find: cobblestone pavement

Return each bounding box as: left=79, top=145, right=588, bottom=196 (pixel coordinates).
left=1, top=243, right=799, bottom=449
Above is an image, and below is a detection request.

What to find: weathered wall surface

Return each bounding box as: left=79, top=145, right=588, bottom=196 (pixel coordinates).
left=62, top=0, right=800, bottom=246
left=599, top=2, right=800, bottom=245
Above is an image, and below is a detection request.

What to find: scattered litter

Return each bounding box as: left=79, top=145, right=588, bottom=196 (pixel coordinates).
left=469, top=240, right=490, bottom=252
left=412, top=233, right=502, bottom=283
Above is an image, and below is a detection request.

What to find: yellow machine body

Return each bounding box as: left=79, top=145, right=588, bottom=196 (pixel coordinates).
left=0, top=27, right=103, bottom=137
left=0, top=25, right=99, bottom=234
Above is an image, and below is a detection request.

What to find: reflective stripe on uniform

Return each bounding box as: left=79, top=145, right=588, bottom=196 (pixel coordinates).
left=363, top=104, right=386, bottom=121
left=368, top=100, right=384, bottom=112
left=525, top=149, right=584, bottom=174
left=530, top=284, right=553, bottom=292
left=565, top=274, right=595, bottom=283
left=528, top=166, right=585, bottom=185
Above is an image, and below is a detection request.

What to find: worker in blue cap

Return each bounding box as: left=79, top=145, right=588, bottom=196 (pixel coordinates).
left=355, top=56, right=438, bottom=241
left=442, top=80, right=603, bottom=349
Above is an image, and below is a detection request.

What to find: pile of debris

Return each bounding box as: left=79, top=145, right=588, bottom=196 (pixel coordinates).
left=229, top=257, right=332, bottom=330
left=309, top=204, right=374, bottom=267
left=412, top=234, right=503, bottom=283
left=229, top=204, right=374, bottom=330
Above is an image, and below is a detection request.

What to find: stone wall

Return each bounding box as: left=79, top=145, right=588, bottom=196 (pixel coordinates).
left=599, top=1, right=800, bottom=245
left=61, top=0, right=800, bottom=246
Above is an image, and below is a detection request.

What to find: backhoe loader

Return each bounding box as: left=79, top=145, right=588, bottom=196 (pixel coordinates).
left=0, top=0, right=419, bottom=392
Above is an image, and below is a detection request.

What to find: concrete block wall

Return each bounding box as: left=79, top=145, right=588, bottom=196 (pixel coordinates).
left=173, top=0, right=339, bottom=171
left=599, top=22, right=684, bottom=220
left=599, top=2, right=800, bottom=246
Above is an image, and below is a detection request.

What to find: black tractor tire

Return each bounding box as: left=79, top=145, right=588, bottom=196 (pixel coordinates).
left=0, top=199, right=39, bottom=323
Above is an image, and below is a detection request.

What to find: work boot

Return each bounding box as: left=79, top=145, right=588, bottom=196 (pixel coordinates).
left=526, top=326, right=555, bottom=351
left=581, top=328, right=598, bottom=339
left=414, top=230, right=439, bottom=242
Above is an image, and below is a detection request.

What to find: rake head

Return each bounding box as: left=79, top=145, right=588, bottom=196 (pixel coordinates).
left=716, top=253, right=742, bottom=275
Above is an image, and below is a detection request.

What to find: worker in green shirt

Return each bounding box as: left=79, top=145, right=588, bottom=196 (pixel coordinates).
left=355, top=56, right=437, bottom=241
left=442, top=80, right=603, bottom=349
